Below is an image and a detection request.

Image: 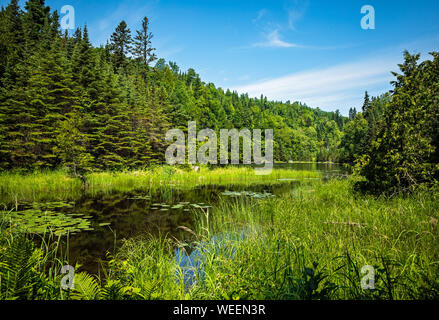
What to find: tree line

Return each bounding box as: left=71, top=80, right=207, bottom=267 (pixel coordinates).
left=0, top=0, right=347, bottom=173
left=1, top=0, right=437, bottom=194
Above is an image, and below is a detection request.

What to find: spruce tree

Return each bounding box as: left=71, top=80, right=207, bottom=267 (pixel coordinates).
left=110, top=20, right=132, bottom=71
left=133, top=16, right=157, bottom=66
left=357, top=51, right=439, bottom=194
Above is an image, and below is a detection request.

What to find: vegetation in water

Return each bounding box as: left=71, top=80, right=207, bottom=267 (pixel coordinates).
left=0, top=166, right=321, bottom=203
left=0, top=0, right=438, bottom=301
left=2, top=178, right=437, bottom=300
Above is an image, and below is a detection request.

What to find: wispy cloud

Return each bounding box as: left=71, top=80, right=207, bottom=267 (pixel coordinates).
left=253, top=30, right=303, bottom=48
left=231, top=55, right=400, bottom=113
left=287, top=0, right=309, bottom=30
left=253, top=9, right=268, bottom=24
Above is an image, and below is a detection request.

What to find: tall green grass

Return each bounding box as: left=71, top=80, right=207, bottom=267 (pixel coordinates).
left=0, top=166, right=321, bottom=204
left=0, top=169, right=82, bottom=205
left=110, top=178, right=439, bottom=299
left=2, top=172, right=437, bottom=299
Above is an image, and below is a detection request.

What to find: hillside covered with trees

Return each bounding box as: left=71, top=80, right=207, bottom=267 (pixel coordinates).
left=1, top=0, right=438, bottom=195
left=0, top=0, right=347, bottom=172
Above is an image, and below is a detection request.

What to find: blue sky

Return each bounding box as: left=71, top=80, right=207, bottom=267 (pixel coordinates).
left=4, top=0, right=439, bottom=115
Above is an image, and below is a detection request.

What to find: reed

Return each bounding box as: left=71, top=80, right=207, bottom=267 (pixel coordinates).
left=2, top=170, right=437, bottom=299
left=0, top=166, right=321, bottom=204
left=110, top=178, right=439, bottom=299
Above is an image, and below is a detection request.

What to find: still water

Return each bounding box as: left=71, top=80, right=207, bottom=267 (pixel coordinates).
left=19, top=163, right=346, bottom=274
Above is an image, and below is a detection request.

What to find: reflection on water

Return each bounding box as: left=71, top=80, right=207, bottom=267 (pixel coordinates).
left=175, top=231, right=245, bottom=287
left=64, top=182, right=299, bottom=274
left=13, top=163, right=347, bottom=274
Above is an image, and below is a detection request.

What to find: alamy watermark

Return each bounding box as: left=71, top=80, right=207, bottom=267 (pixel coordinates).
left=361, top=265, right=375, bottom=290
left=361, top=5, right=375, bottom=30
left=60, top=5, right=75, bottom=30
left=165, top=121, right=273, bottom=175
left=60, top=265, right=75, bottom=290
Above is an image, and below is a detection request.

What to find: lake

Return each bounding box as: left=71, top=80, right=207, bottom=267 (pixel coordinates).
left=5, top=163, right=347, bottom=274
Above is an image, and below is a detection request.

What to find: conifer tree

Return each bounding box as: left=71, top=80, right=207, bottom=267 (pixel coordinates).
left=133, top=16, right=157, bottom=66
left=22, top=0, right=50, bottom=49
left=357, top=51, right=439, bottom=194
left=110, top=20, right=132, bottom=71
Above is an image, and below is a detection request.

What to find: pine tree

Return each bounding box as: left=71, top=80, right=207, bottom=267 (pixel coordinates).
left=133, top=16, right=157, bottom=66
left=22, top=0, right=50, bottom=49
left=357, top=51, right=439, bottom=194
left=0, top=0, right=24, bottom=87
left=362, top=91, right=370, bottom=113
left=110, top=20, right=132, bottom=71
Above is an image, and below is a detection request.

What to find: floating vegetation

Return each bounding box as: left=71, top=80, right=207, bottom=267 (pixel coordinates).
left=98, top=222, right=111, bottom=227
left=1, top=208, right=93, bottom=236
left=127, top=195, right=151, bottom=200
left=221, top=190, right=275, bottom=199
left=150, top=201, right=212, bottom=211
left=190, top=203, right=212, bottom=209
left=20, top=200, right=76, bottom=211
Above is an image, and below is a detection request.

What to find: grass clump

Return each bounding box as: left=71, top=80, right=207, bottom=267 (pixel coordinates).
left=0, top=166, right=321, bottom=204
left=1, top=174, right=438, bottom=300
left=107, top=178, right=439, bottom=300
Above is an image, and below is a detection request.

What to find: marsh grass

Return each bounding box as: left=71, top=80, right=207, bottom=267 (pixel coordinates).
left=1, top=169, right=438, bottom=299
left=0, top=169, right=82, bottom=205
left=0, top=166, right=321, bottom=204
left=109, top=178, right=439, bottom=300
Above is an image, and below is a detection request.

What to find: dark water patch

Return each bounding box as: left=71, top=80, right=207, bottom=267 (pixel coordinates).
left=54, top=181, right=300, bottom=274
left=2, top=164, right=348, bottom=274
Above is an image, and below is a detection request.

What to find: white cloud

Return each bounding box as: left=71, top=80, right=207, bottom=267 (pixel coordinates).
left=287, top=0, right=309, bottom=30
left=231, top=55, right=400, bottom=113
left=253, top=9, right=268, bottom=23
left=253, top=30, right=302, bottom=48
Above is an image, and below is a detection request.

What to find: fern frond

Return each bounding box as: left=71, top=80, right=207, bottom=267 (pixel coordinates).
left=70, top=272, right=100, bottom=300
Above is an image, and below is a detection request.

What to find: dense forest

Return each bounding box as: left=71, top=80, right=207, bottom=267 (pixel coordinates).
left=0, top=0, right=438, bottom=194
left=1, top=0, right=439, bottom=302
left=0, top=0, right=348, bottom=170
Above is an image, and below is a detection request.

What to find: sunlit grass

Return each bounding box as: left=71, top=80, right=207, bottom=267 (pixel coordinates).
left=0, top=166, right=321, bottom=204
left=112, top=178, right=439, bottom=300
left=1, top=173, right=438, bottom=299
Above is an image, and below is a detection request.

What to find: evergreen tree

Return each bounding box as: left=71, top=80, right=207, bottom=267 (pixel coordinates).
left=22, top=0, right=50, bottom=49
left=0, top=0, right=24, bottom=87
left=362, top=91, right=370, bottom=113
left=110, top=20, right=132, bottom=71
left=53, top=112, right=93, bottom=188
left=356, top=51, right=439, bottom=194
left=133, top=16, right=157, bottom=66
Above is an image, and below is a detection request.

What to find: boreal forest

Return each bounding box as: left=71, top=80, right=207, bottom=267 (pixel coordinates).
left=0, top=0, right=438, bottom=301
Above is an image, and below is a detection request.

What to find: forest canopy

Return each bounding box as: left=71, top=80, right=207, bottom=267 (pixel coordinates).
left=0, top=0, right=346, bottom=172
left=0, top=0, right=437, bottom=195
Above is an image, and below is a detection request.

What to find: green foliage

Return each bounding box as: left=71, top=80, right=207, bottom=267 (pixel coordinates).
left=356, top=51, right=439, bottom=194
left=53, top=112, right=93, bottom=177
left=133, top=17, right=157, bottom=66
left=339, top=113, right=369, bottom=163
left=1, top=175, right=438, bottom=300
left=0, top=228, right=62, bottom=300
left=0, top=1, right=346, bottom=173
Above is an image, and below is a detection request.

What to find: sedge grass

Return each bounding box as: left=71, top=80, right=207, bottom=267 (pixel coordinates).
left=110, top=178, right=439, bottom=300
left=2, top=169, right=437, bottom=299
left=0, top=166, right=321, bottom=204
